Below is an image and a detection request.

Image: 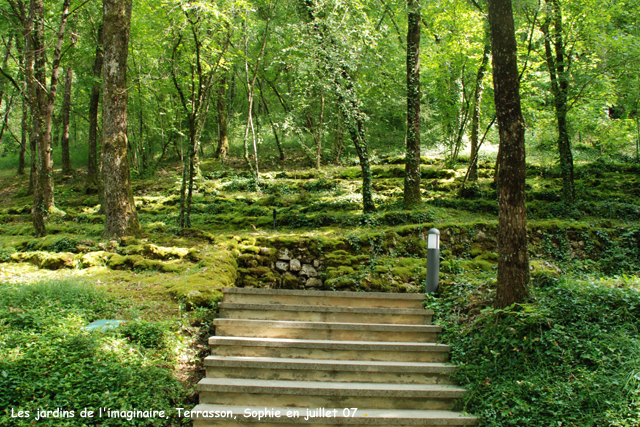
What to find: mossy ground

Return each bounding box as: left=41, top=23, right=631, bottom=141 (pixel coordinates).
left=0, top=154, right=638, bottom=426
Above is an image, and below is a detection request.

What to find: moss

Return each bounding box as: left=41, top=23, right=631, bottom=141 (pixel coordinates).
left=80, top=251, right=114, bottom=268
left=281, top=273, right=299, bottom=289
left=122, top=244, right=189, bottom=260
left=464, top=259, right=494, bottom=271
left=107, top=254, right=144, bottom=270
left=530, top=260, right=562, bottom=287
left=470, top=248, right=483, bottom=257
left=240, top=245, right=261, bottom=254
left=38, top=252, right=77, bottom=270
left=325, top=266, right=356, bottom=279
left=476, top=251, right=499, bottom=262
left=325, top=250, right=357, bottom=267
left=391, top=257, right=426, bottom=282
left=164, top=250, right=237, bottom=309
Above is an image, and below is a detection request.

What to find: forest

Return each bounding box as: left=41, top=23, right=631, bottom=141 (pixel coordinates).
left=0, top=0, right=639, bottom=426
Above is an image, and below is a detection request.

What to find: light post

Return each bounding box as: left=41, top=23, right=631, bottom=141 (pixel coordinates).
left=426, top=228, right=440, bottom=294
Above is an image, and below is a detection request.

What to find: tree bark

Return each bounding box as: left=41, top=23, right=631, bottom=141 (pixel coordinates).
left=60, top=65, right=72, bottom=175
left=215, top=74, right=229, bottom=161
left=28, top=0, right=71, bottom=237
left=102, top=0, right=140, bottom=238
left=487, top=0, right=530, bottom=308
left=87, top=25, right=103, bottom=191
left=469, top=40, right=490, bottom=182
left=542, top=0, right=575, bottom=202
left=18, top=95, right=27, bottom=176
left=404, top=0, right=421, bottom=209
left=258, top=79, right=284, bottom=161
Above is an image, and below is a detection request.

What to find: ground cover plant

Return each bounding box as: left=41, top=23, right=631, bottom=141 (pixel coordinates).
left=0, top=147, right=639, bottom=425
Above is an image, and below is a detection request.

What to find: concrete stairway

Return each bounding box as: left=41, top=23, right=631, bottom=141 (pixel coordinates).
left=192, top=288, right=476, bottom=426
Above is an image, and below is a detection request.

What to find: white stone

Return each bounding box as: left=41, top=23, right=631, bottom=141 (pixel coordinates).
left=277, top=249, right=291, bottom=261
left=306, top=278, right=322, bottom=288
left=275, top=261, right=289, bottom=272
left=300, top=264, right=318, bottom=277
left=290, top=259, right=301, bottom=272
left=313, top=259, right=320, bottom=268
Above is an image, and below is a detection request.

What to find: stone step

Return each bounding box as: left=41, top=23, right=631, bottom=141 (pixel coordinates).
left=191, top=404, right=477, bottom=426
left=214, top=319, right=441, bottom=342
left=197, top=378, right=467, bottom=411
left=223, top=287, right=425, bottom=309
left=209, top=337, right=450, bottom=363
left=204, top=356, right=456, bottom=384
left=218, top=303, right=433, bottom=325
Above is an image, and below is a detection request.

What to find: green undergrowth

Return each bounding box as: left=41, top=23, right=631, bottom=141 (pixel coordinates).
left=0, top=279, right=199, bottom=426
left=429, top=276, right=640, bottom=426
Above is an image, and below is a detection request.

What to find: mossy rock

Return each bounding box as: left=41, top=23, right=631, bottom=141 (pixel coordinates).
left=325, top=266, right=356, bottom=279
left=470, top=248, right=483, bottom=257
left=165, top=250, right=237, bottom=309
left=107, top=254, right=144, bottom=270
left=281, top=273, right=299, bottom=289
left=122, top=244, right=189, bottom=260
left=325, top=250, right=358, bottom=267
left=81, top=251, right=114, bottom=268
left=530, top=260, right=562, bottom=288
left=391, top=258, right=426, bottom=282
left=40, top=253, right=77, bottom=270
left=475, top=251, right=499, bottom=262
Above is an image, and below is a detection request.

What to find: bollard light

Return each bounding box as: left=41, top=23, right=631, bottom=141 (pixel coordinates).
left=426, top=228, right=440, bottom=294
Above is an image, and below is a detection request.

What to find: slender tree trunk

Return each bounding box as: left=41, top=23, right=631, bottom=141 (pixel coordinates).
left=18, top=95, right=27, bottom=175
left=469, top=41, right=490, bottom=182
left=215, top=75, right=229, bottom=161
left=542, top=0, right=575, bottom=202
left=404, top=0, right=421, bottom=208
left=487, top=0, right=530, bottom=308
left=30, top=0, right=71, bottom=236
left=258, top=79, right=284, bottom=161
left=348, top=120, right=375, bottom=213
left=87, top=26, right=103, bottom=191
left=102, top=0, right=140, bottom=238
left=60, top=65, right=72, bottom=175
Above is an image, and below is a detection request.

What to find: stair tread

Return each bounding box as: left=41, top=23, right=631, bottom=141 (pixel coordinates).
left=204, top=355, right=456, bottom=372
left=191, top=404, right=477, bottom=424
left=214, top=318, right=441, bottom=331
left=209, top=336, right=450, bottom=351
left=223, top=287, right=425, bottom=300
left=219, top=302, right=432, bottom=315
left=198, top=377, right=468, bottom=395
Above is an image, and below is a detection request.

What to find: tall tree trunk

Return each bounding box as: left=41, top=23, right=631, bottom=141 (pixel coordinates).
left=258, top=79, right=284, bottom=161
left=542, top=0, right=575, bottom=202
left=60, top=65, right=72, bottom=175
left=102, top=0, right=140, bottom=238
left=18, top=95, right=27, bottom=175
left=87, top=25, right=103, bottom=191
left=29, top=0, right=71, bottom=236
left=404, top=0, right=421, bottom=209
left=487, top=0, right=530, bottom=308
left=469, top=41, right=490, bottom=182
left=215, top=75, right=229, bottom=161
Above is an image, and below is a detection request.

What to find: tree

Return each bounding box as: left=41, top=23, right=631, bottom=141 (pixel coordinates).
left=86, top=25, right=103, bottom=192
left=26, top=0, right=72, bottom=237
left=299, top=0, right=376, bottom=213
left=60, top=65, right=73, bottom=175
left=541, top=0, right=575, bottom=202
left=102, top=0, right=140, bottom=238
left=168, top=1, right=231, bottom=228
left=403, top=0, right=421, bottom=209
left=487, top=0, right=530, bottom=307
